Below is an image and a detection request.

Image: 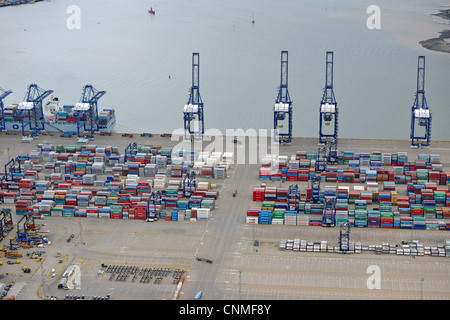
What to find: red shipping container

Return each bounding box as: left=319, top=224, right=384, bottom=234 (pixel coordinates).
left=309, top=222, right=322, bottom=226
left=134, top=214, right=146, bottom=220
left=247, top=210, right=259, bottom=216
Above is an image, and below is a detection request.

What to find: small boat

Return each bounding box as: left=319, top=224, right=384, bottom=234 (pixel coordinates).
left=148, top=7, right=155, bottom=14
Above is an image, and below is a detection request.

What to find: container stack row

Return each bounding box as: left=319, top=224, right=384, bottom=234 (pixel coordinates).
left=278, top=239, right=449, bottom=257
left=1, top=143, right=225, bottom=222
left=246, top=183, right=450, bottom=230
left=260, top=151, right=448, bottom=185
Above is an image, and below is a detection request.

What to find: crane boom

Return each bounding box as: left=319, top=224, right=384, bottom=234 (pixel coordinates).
left=184, top=52, right=204, bottom=140
left=319, top=51, right=338, bottom=145
left=0, top=87, right=13, bottom=131
left=274, top=51, right=292, bottom=144
left=74, top=85, right=106, bottom=137
left=410, top=56, right=431, bottom=147
left=17, top=84, right=53, bottom=135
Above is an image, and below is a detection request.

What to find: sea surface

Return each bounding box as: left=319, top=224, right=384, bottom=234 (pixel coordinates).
left=1, top=0, right=449, bottom=141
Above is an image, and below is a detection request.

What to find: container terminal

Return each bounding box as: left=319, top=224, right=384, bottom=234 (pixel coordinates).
left=0, top=84, right=116, bottom=138
left=0, top=132, right=449, bottom=301
left=0, top=53, right=448, bottom=301
left=0, top=0, right=44, bottom=8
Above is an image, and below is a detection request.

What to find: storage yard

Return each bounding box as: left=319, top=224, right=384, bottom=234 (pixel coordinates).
left=0, top=133, right=449, bottom=300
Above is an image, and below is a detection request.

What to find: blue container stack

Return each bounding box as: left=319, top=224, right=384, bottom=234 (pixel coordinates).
left=258, top=210, right=272, bottom=225
left=368, top=210, right=380, bottom=228
left=189, top=196, right=202, bottom=209
left=177, top=200, right=189, bottom=210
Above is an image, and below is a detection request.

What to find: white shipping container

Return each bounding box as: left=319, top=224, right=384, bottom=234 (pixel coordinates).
left=246, top=217, right=258, bottom=224
left=272, top=218, right=283, bottom=225
left=197, top=208, right=210, bottom=219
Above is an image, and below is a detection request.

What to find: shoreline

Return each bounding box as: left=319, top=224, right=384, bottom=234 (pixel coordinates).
left=420, top=8, right=450, bottom=54
left=4, top=130, right=450, bottom=144
left=115, top=133, right=450, bottom=144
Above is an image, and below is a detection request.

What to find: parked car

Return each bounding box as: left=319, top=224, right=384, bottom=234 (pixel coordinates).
left=67, top=234, right=74, bottom=243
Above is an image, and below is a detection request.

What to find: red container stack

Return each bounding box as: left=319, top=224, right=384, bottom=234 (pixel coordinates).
left=134, top=205, right=147, bottom=220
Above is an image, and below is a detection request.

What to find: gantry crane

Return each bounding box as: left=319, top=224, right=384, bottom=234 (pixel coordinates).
left=16, top=213, right=40, bottom=244
left=339, top=222, right=351, bottom=253
left=287, top=184, right=299, bottom=212
left=316, top=145, right=327, bottom=173
left=327, top=138, right=338, bottom=164
left=182, top=171, right=197, bottom=198
left=410, top=56, right=432, bottom=148
left=16, top=84, right=53, bottom=136
left=273, top=51, right=293, bottom=144
left=322, top=195, right=336, bottom=227
left=319, top=51, right=338, bottom=145
left=147, top=190, right=162, bottom=220
left=0, top=87, right=13, bottom=132
left=74, top=85, right=106, bottom=138
left=124, top=142, right=138, bottom=162
left=310, top=174, right=321, bottom=203
left=183, top=52, right=204, bottom=140
left=0, top=209, right=14, bottom=241
left=317, top=137, right=337, bottom=168
left=3, top=157, right=22, bottom=183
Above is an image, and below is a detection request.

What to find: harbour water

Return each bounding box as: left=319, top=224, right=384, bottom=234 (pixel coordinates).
left=0, top=0, right=449, bottom=140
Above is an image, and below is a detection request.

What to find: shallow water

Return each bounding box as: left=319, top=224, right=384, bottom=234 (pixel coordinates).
left=0, top=0, right=449, bottom=141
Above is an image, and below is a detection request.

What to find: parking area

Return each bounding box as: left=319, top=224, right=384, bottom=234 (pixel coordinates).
left=0, top=214, right=200, bottom=300
left=221, top=247, right=450, bottom=300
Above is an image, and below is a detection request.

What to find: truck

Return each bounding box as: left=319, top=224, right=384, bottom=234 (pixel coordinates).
left=195, top=257, right=213, bottom=264
left=4, top=250, right=23, bottom=258
left=60, top=132, right=73, bottom=138
left=67, top=234, right=74, bottom=242
left=21, top=136, right=33, bottom=143
left=122, top=133, right=133, bottom=138
left=141, top=133, right=152, bottom=137
left=160, top=133, right=172, bottom=137
left=375, top=245, right=383, bottom=255
left=77, top=138, right=89, bottom=144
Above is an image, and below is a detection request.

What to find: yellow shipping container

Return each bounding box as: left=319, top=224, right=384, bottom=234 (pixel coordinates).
left=390, top=191, right=398, bottom=205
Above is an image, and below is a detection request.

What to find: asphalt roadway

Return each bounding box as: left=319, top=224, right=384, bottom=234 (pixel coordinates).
left=0, top=132, right=449, bottom=300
